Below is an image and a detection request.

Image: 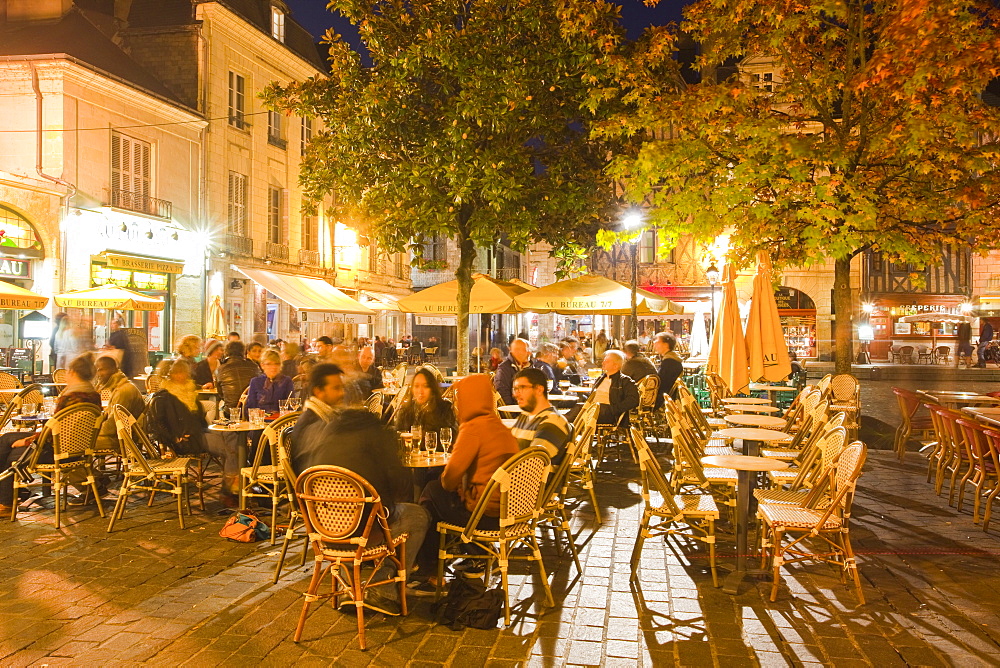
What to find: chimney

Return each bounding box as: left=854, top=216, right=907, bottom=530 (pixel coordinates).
left=4, top=0, right=73, bottom=22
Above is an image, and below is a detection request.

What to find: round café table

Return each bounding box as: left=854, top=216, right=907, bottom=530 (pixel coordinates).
left=750, top=384, right=799, bottom=404
left=498, top=404, right=524, bottom=415
left=702, top=454, right=789, bottom=594
left=501, top=418, right=517, bottom=429
left=724, top=414, right=786, bottom=429
left=547, top=394, right=579, bottom=407
left=721, top=397, right=770, bottom=405
left=715, top=427, right=792, bottom=457
left=208, top=421, right=263, bottom=467
left=402, top=451, right=450, bottom=468
left=725, top=404, right=781, bottom=414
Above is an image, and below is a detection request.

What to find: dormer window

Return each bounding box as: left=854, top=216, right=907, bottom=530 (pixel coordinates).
left=271, top=6, right=285, bottom=42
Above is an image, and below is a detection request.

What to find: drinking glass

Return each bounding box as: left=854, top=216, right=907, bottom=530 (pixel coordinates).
left=559, top=380, right=570, bottom=392
left=425, top=432, right=438, bottom=456
left=288, top=397, right=301, bottom=411
left=439, top=428, right=453, bottom=453
left=278, top=399, right=290, bottom=414
left=22, top=403, right=37, bottom=416
left=412, top=424, right=423, bottom=451
left=43, top=397, right=56, bottom=417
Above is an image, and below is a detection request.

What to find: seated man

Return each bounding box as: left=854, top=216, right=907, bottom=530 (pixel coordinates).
left=622, top=340, right=657, bottom=384
left=493, top=338, right=533, bottom=406
left=587, top=350, right=640, bottom=427
left=510, top=368, right=571, bottom=466
left=533, top=342, right=559, bottom=392
left=93, top=355, right=145, bottom=453
left=652, top=331, right=683, bottom=407
left=555, top=337, right=582, bottom=386
left=292, top=363, right=427, bottom=617
left=214, top=341, right=261, bottom=419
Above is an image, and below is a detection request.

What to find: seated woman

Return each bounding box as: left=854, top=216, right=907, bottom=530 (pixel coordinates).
left=0, top=354, right=103, bottom=512
left=292, top=356, right=316, bottom=402
left=411, top=374, right=518, bottom=593
left=393, top=367, right=457, bottom=436
left=488, top=347, right=503, bottom=372
left=193, top=340, right=224, bottom=389
left=175, top=335, right=202, bottom=368
left=148, top=360, right=207, bottom=456
left=245, top=350, right=294, bottom=417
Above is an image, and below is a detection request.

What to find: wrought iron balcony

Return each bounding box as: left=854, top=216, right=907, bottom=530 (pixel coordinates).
left=298, top=248, right=320, bottom=266
left=108, top=188, right=172, bottom=219
left=267, top=134, right=287, bottom=150
left=494, top=267, right=523, bottom=281
left=266, top=241, right=289, bottom=262
left=225, top=234, right=253, bottom=256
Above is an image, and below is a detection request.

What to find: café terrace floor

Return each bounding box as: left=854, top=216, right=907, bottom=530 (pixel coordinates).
left=4, top=379, right=1000, bottom=667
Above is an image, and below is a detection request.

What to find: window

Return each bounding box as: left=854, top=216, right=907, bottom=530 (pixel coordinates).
left=267, top=110, right=285, bottom=148
left=227, top=172, right=248, bottom=235
left=268, top=187, right=283, bottom=244
left=228, top=71, right=247, bottom=129
left=424, top=233, right=447, bottom=262
left=751, top=71, right=775, bottom=92
left=300, top=117, right=313, bottom=155
left=301, top=214, right=318, bottom=251
left=395, top=252, right=406, bottom=279
left=271, top=6, right=285, bottom=42
left=111, top=132, right=152, bottom=211
left=637, top=229, right=673, bottom=264
left=368, top=239, right=379, bottom=272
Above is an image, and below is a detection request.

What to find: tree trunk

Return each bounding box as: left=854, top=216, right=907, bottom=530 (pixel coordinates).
left=455, top=210, right=476, bottom=375
left=833, top=256, right=854, bottom=374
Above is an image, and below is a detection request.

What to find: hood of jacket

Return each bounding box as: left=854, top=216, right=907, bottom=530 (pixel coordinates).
left=96, top=370, right=128, bottom=392
left=332, top=406, right=384, bottom=432
left=455, top=374, right=497, bottom=424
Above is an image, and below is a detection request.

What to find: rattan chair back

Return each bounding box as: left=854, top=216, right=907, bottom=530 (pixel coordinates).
left=418, top=364, right=443, bottom=383
left=52, top=368, right=67, bottom=384
left=297, top=465, right=388, bottom=546
left=0, top=371, right=21, bottom=391
left=392, top=362, right=408, bottom=387
left=364, top=393, right=383, bottom=418
left=815, top=374, right=833, bottom=397
left=631, top=426, right=681, bottom=514
left=829, top=374, right=859, bottom=404
left=145, top=373, right=163, bottom=394
left=48, top=403, right=103, bottom=464
left=248, top=411, right=301, bottom=477
left=462, top=447, right=551, bottom=543
left=636, top=374, right=659, bottom=410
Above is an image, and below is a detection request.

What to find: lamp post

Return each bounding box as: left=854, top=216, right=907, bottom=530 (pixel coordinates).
left=706, top=263, right=720, bottom=339
left=622, top=210, right=644, bottom=340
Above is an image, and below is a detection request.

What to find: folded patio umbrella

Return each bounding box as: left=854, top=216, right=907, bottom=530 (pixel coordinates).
left=206, top=295, right=227, bottom=339
left=745, top=251, right=792, bottom=383
left=707, top=264, right=750, bottom=394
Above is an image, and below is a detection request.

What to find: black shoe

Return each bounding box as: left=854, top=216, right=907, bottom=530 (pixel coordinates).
left=406, top=578, right=442, bottom=597
left=364, top=590, right=402, bottom=616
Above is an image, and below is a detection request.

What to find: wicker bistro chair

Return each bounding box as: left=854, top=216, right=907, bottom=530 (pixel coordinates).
left=435, top=447, right=555, bottom=626
left=898, top=345, right=915, bottom=365
left=364, top=393, right=383, bottom=419
left=930, top=406, right=970, bottom=504
left=765, top=413, right=846, bottom=488
left=0, top=370, right=22, bottom=392
left=0, top=384, right=43, bottom=434
left=755, top=426, right=849, bottom=507
left=954, top=418, right=998, bottom=523
left=11, top=403, right=105, bottom=528
left=107, top=406, right=195, bottom=532
left=893, top=387, right=936, bottom=461
left=537, top=403, right=599, bottom=572
left=292, top=466, right=409, bottom=649
left=392, top=362, right=408, bottom=388
left=828, top=375, right=861, bottom=439
left=975, top=427, right=1000, bottom=532
left=239, top=411, right=301, bottom=543
left=758, top=441, right=868, bottom=604
left=630, top=427, right=720, bottom=587
left=566, top=399, right=603, bottom=525
left=145, top=373, right=163, bottom=395
left=273, top=425, right=311, bottom=583
left=667, top=419, right=738, bottom=513
left=634, top=374, right=661, bottom=438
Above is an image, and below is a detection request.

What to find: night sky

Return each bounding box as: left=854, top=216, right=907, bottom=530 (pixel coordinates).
left=284, top=0, right=687, bottom=51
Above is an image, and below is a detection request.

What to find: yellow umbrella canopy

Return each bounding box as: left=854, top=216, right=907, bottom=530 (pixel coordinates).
left=0, top=280, right=48, bottom=310
left=396, top=273, right=530, bottom=314
left=707, top=264, right=750, bottom=394
left=206, top=295, right=227, bottom=339
left=54, top=285, right=165, bottom=311
left=513, top=274, right=681, bottom=315
left=746, top=251, right=792, bottom=383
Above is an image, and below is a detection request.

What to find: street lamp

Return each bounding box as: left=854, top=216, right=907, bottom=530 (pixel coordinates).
left=706, top=263, right=720, bottom=338
left=622, top=209, right=644, bottom=340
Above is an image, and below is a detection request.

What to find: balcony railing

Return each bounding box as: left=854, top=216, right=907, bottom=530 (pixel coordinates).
left=267, top=134, right=287, bottom=150
left=298, top=248, right=320, bottom=266
left=225, top=233, right=253, bottom=256
left=494, top=267, right=523, bottom=281
left=109, top=188, right=172, bottom=219
left=266, top=241, right=289, bottom=262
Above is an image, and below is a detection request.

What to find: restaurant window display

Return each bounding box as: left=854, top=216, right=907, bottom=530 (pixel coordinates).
left=0, top=205, right=47, bottom=367
left=90, top=260, right=170, bottom=351
left=866, top=298, right=967, bottom=361
left=774, top=287, right=817, bottom=358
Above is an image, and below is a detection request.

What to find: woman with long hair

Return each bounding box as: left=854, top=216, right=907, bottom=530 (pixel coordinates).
left=193, top=340, right=224, bottom=389
left=393, top=367, right=457, bottom=435
left=175, top=335, right=202, bottom=368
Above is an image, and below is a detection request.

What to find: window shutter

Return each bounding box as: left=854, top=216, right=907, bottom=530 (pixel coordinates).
left=111, top=133, right=122, bottom=193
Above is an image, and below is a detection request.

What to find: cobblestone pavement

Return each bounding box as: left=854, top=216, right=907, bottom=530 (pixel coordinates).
left=4, top=434, right=1000, bottom=668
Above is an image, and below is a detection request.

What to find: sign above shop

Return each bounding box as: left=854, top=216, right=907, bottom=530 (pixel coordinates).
left=102, top=253, right=184, bottom=275
left=0, top=257, right=31, bottom=280
left=774, top=286, right=815, bottom=310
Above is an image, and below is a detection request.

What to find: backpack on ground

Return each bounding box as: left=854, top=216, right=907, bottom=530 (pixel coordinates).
left=432, top=576, right=504, bottom=630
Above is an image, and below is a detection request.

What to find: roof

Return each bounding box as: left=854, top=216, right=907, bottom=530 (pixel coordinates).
left=126, top=0, right=325, bottom=71
left=0, top=9, right=190, bottom=108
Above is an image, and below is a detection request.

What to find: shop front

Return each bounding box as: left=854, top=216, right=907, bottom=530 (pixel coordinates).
left=866, top=295, right=969, bottom=361
left=0, top=204, right=48, bottom=371
left=774, top=286, right=817, bottom=359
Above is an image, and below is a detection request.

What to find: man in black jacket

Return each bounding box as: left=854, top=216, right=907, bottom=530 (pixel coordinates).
left=588, top=350, right=640, bottom=427
left=292, top=364, right=428, bottom=617
left=494, top=338, right=532, bottom=405
left=652, top=331, right=683, bottom=408
left=214, top=341, right=260, bottom=418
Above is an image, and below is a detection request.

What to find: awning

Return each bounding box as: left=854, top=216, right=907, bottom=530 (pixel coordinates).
left=235, top=267, right=374, bottom=314
left=0, top=281, right=48, bottom=310
left=54, top=285, right=165, bottom=311
left=102, top=252, right=185, bottom=274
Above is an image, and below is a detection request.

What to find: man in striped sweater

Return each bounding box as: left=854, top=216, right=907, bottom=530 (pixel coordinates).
left=509, top=368, right=571, bottom=466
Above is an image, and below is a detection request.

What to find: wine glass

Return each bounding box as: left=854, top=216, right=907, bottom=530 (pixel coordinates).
left=439, top=428, right=453, bottom=454
left=288, top=396, right=301, bottom=411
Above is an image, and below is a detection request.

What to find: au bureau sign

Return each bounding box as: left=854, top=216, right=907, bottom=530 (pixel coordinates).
left=0, top=257, right=30, bottom=280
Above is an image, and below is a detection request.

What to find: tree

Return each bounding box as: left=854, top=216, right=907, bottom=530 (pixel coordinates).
left=264, top=0, right=659, bottom=371
left=604, top=0, right=1000, bottom=372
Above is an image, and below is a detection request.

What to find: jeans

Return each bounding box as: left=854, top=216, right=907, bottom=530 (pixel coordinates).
left=368, top=502, right=430, bottom=601
left=0, top=431, right=35, bottom=506
left=417, top=479, right=500, bottom=571
left=204, top=431, right=240, bottom=496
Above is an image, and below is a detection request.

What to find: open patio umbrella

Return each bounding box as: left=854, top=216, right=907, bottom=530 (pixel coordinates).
left=745, top=251, right=792, bottom=383
left=396, top=273, right=530, bottom=314
left=54, top=285, right=164, bottom=311
left=0, top=280, right=48, bottom=310
left=707, top=264, right=750, bottom=394
left=206, top=295, right=227, bottom=339
left=512, top=274, right=681, bottom=315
